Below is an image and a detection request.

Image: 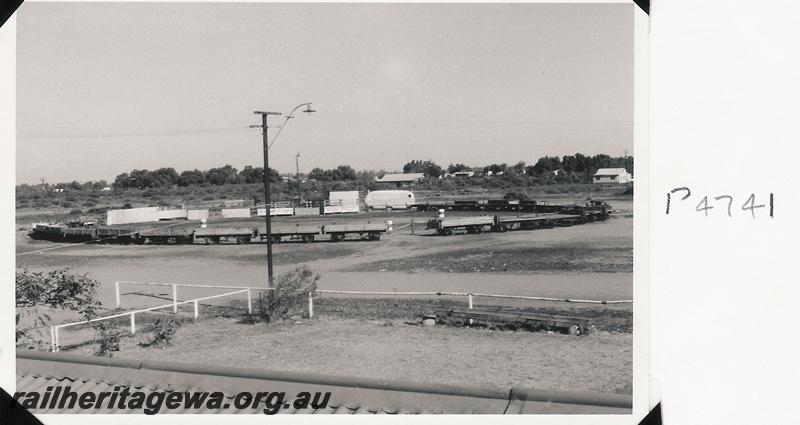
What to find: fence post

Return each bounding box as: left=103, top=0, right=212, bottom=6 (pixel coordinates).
left=308, top=292, right=314, bottom=319
left=53, top=327, right=59, bottom=352
left=172, top=284, right=178, bottom=314
left=411, top=218, right=415, bottom=235
left=247, top=289, right=252, bottom=315
left=49, top=326, right=55, bottom=352
left=193, top=300, right=199, bottom=320
left=130, top=313, right=136, bottom=335
left=115, top=281, right=121, bottom=309
left=468, top=293, right=474, bottom=309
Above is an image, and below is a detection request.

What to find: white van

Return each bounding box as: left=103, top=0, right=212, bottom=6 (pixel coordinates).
left=365, top=190, right=415, bottom=210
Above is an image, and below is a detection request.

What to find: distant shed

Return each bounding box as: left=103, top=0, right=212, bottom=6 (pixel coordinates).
left=592, top=168, right=632, bottom=184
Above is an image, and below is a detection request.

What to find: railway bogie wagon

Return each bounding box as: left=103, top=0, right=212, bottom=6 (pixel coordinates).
left=194, top=227, right=256, bottom=244
left=323, top=223, right=387, bottom=241
left=259, top=225, right=321, bottom=243
left=138, top=228, right=196, bottom=245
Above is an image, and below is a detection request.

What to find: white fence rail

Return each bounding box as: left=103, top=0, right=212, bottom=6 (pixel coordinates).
left=55, top=281, right=633, bottom=350
left=306, top=290, right=631, bottom=319
left=115, top=281, right=269, bottom=309
left=51, top=288, right=253, bottom=352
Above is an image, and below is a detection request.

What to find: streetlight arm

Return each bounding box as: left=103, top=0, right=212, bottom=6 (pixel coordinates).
left=268, top=102, right=314, bottom=150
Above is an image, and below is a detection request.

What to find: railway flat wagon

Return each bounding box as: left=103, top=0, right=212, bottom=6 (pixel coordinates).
left=96, top=227, right=137, bottom=244
left=493, top=213, right=583, bottom=231
left=259, top=225, right=321, bottom=243
left=323, top=222, right=388, bottom=241
left=138, top=227, right=195, bottom=244
left=194, top=227, right=256, bottom=244
left=58, top=227, right=98, bottom=242
left=426, top=216, right=495, bottom=236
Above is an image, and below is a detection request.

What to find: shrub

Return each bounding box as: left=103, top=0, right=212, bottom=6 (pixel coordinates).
left=138, top=318, right=180, bottom=348
left=16, top=268, right=100, bottom=319
left=249, top=266, right=319, bottom=323
left=16, top=268, right=101, bottom=347
left=69, top=209, right=82, bottom=215
left=93, top=322, right=121, bottom=357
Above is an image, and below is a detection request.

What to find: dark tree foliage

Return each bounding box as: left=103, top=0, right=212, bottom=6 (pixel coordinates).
left=16, top=268, right=100, bottom=319
left=307, top=165, right=357, bottom=181
left=447, top=163, right=470, bottom=173
left=205, top=165, right=241, bottom=185
left=178, top=169, right=206, bottom=186
left=113, top=165, right=281, bottom=189
left=403, top=160, right=443, bottom=177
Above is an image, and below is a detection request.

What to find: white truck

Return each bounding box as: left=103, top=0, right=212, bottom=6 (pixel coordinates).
left=364, top=190, right=415, bottom=210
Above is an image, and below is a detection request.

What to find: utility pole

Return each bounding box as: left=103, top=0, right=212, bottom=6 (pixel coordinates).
left=251, top=111, right=282, bottom=290
left=624, top=149, right=629, bottom=173
left=251, top=103, right=315, bottom=290
left=295, top=153, right=301, bottom=200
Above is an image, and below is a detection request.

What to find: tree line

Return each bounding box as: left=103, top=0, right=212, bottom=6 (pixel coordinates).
left=111, top=165, right=282, bottom=189
left=403, top=153, right=633, bottom=182
left=17, top=152, right=632, bottom=193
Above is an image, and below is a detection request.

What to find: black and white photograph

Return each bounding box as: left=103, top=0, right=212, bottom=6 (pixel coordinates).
left=7, top=1, right=650, bottom=420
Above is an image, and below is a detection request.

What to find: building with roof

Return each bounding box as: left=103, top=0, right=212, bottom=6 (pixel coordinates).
left=374, top=173, right=425, bottom=187
left=592, top=168, right=632, bottom=184
left=15, top=350, right=631, bottom=415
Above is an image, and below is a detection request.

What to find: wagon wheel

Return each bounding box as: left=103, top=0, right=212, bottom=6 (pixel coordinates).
left=302, top=234, right=315, bottom=243
left=567, top=324, right=583, bottom=336
left=331, top=233, right=345, bottom=242
left=369, top=233, right=381, bottom=241
left=271, top=235, right=281, bottom=244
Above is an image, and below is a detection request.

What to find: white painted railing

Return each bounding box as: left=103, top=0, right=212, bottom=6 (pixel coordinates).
left=112, top=281, right=632, bottom=330
left=306, top=289, right=632, bottom=319
left=114, top=281, right=269, bottom=310
left=50, top=289, right=251, bottom=352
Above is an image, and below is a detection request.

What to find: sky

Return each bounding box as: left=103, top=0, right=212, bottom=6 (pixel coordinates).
left=15, top=2, right=633, bottom=184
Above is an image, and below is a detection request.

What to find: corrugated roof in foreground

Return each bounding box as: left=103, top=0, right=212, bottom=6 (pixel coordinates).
left=16, top=350, right=631, bottom=415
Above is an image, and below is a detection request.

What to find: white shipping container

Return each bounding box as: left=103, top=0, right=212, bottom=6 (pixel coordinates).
left=187, top=209, right=209, bottom=220
left=157, top=209, right=187, bottom=220
left=106, top=207, right=159, bottom=225
left=328, top=191, right=360, bottom=206
left=257, top=208, right=294, bottom=217
left=221, top=208, right=252, bottom=219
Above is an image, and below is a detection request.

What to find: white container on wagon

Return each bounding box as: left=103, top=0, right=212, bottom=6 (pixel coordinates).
left=365, top=190, right=415, bottom=210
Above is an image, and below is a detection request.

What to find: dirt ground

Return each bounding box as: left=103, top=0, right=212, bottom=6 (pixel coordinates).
left=15, top=196, right=633, bottom=395
left=55, top=317, right=631, bottom=395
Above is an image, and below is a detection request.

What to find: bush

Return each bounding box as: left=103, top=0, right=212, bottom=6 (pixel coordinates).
left=16, top=268, right=101, bottom=347
left=93, top=322, right=121, bottom=357
left=16, top=268, right=100, bottom=319
left=138, top=318, right=180, bottom=348
left=249, top=266, right=319, bottom=323
left=69, top=209, right=82, bottom=215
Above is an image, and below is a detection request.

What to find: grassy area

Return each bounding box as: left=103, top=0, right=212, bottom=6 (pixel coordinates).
left=50, top=310, right=632, bottom=395
left=353, top=244, right=633, bottom=274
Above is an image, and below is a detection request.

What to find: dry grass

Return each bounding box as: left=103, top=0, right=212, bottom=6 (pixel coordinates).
left=65, top=316, right=632, bottom=395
